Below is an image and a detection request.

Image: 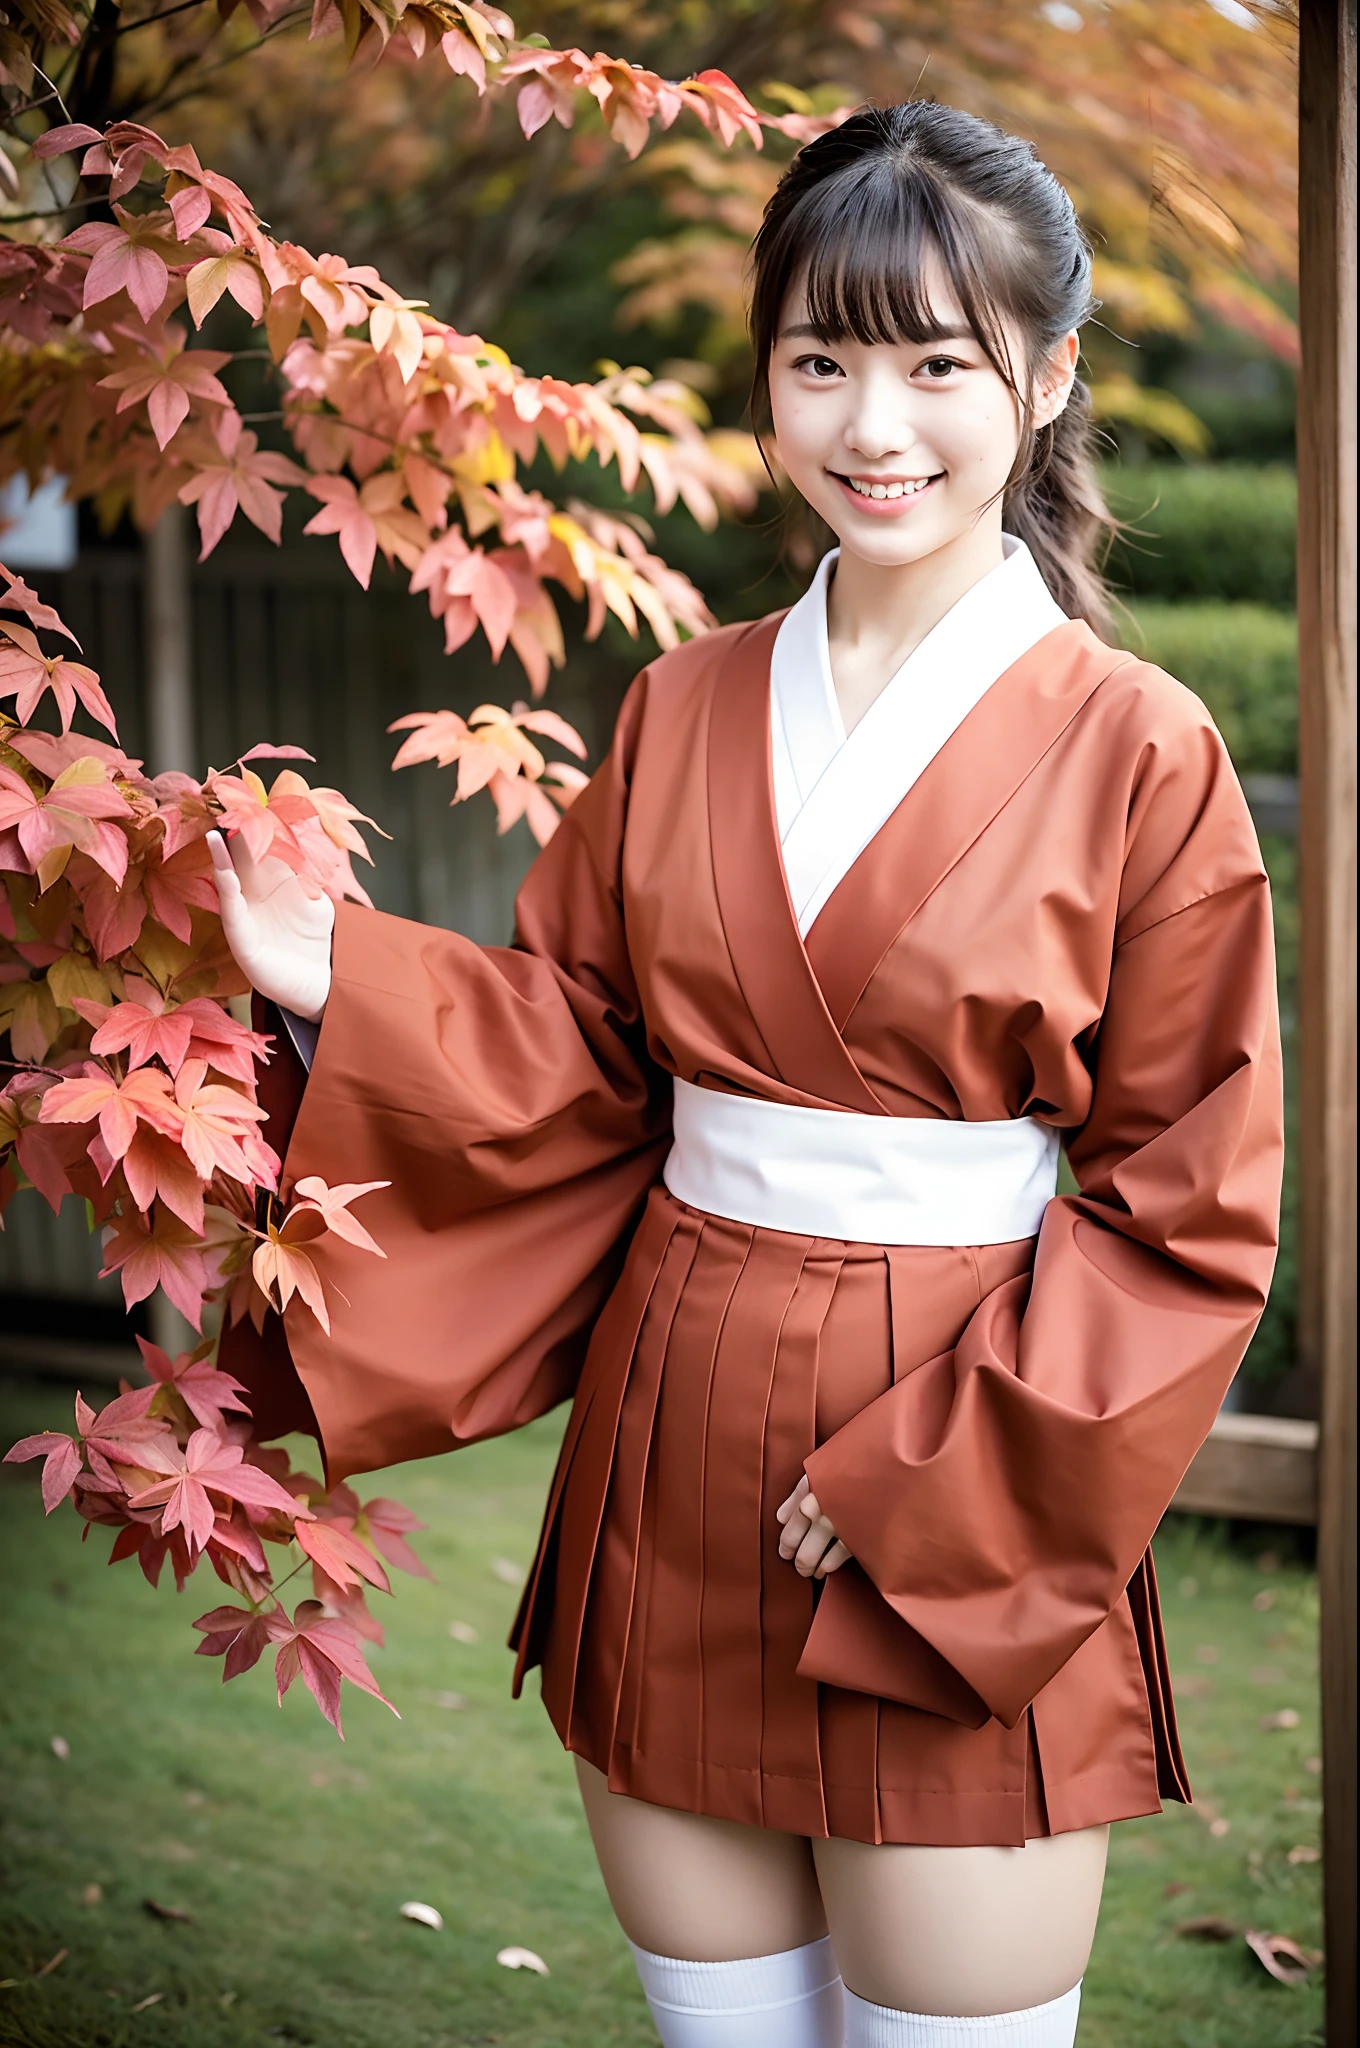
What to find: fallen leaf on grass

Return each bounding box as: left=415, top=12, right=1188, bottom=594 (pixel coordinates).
left=1252, top=1588, right=1276, bottom=1611
left=81, top=1884, right=102, bottom=1905
left=1250, top=1665, right=1285, bottom=1686
left=1173, top=1674, right=1214, bottom=1700
left=1286, top=1845, right=1322, bottom=1865
left=50, top=1735, right=70, bottom=1760
left=1304, top=1755, right=1322, bottom=1775
left=33, top=1951, right=67, bottom=1978
left=491, top=1557, right=524, bottom=1585
left=1261, top=1708, right=1300, bottom=1731
left=130, top=1992, right=164, bottom=2011
left=1163, top=1881, right=1191, bottom=1899
left=448, top=1620, right=479, bottom=1643
left=1245, top=1930, right=1320, bottom=1983
left=417, top=1688, right=467, bottom=1712
left=1208, top=1818, right=1231, bottom=1837
left=1176, top=1916, right=1239, bottom=1942
left=1195, top=1645, right=1220, bottom=1665
left=399, top=1901, right=444, bottom=1930
left=143, top=1900, right=194, bottom=1923
left=497, top=1946, right=549, bottom=1975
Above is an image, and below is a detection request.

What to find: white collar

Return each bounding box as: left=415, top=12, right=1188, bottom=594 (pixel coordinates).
left=771, top=535, right=1067, bottom=936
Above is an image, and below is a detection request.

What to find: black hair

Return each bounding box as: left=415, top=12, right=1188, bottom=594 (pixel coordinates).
left=749, top=101, right=1114, bottom=635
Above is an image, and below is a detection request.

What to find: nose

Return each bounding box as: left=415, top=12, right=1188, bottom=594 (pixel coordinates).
left=840, top=372, right=923, bottom=465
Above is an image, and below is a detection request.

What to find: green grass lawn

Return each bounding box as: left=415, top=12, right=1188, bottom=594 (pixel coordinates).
left=0, top=1374, right=1323, bottom=2048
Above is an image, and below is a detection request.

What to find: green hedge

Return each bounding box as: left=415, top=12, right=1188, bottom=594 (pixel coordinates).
left=1101, top=464, right=1296, bottom=606
left=1117, top=601, right=1298, bottom=775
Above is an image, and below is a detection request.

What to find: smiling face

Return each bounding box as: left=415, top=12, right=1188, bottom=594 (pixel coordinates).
left=766, top=261, right=1076, bottom=572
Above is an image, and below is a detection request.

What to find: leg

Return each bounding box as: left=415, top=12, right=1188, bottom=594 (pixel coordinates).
left=575, top=1758, right=842, bottom=2046
left=575, top=1755, right=827, bottom=1959
left=815, top=1826, right=1108, bottom=2026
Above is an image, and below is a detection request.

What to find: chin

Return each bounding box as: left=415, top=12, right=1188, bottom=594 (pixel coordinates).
left=828, top=523, right=953, bottom=568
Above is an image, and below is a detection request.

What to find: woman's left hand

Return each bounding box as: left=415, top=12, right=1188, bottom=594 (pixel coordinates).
left=776, top=1475, right=852, bottom=1579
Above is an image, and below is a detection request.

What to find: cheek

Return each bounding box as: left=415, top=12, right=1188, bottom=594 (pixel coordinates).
left=768, top=382, right=821, bottom=458
left=937, top=392, right=1022, bottom=478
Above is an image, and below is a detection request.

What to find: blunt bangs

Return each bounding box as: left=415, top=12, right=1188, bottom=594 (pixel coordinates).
left=797, top=163, right=1012, bottom=375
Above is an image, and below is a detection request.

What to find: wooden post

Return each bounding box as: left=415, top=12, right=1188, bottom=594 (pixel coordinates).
left=142, top=500, right=200, bottom=1361
left=144, top=501, right=195, bottom=774
left=1297, top=3, right=1357, bottom=2039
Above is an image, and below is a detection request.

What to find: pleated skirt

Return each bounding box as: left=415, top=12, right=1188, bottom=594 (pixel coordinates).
left=510, top=1186, right=1174, bottom=1847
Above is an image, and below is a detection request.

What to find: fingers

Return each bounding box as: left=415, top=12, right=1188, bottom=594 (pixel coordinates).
left=793, top=1519, right=838, bottom=1578
left=206, top=828, right=235, bottom=876
left=775, top=1475, right=810, bottom=1525
left=207, top=833, right=257, bottom=957
left=777, top=1477, right=849, bottom=1577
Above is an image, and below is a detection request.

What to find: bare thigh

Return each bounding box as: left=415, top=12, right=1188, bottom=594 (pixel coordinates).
left=574, top=1757, right=826, bottom=1961
left=813, top=1826, right=1110, bottom=2016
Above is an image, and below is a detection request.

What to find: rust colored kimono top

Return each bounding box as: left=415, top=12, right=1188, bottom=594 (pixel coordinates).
left=227, top=539, right=1283, bottom=1848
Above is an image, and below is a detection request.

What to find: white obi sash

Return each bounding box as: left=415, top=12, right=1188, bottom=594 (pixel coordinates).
left=664, top=1078, right=1059, bottom=1247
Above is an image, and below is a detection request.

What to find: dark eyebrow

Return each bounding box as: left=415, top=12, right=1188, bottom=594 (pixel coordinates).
left=777, top=321, right=974, bottom=345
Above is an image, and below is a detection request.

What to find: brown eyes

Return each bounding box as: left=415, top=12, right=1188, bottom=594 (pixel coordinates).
left=791, top=353, right=964, bottom=381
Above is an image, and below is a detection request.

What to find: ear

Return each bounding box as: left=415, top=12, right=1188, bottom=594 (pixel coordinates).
left=1032, top=330, right=1080, bottom=428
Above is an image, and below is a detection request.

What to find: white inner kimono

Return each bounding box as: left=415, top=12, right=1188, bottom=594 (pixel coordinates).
left=663, top=535, right=1070, bottom=1243
left=770, top=535, right=1068, bottom=936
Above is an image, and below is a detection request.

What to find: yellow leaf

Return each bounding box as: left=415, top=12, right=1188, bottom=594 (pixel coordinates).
left=46, top=952, right=114, bottom=1012
left=130, top=923, right=193, bottom=991
left=1088, top=378, right=1212, bottom=458
left=36, top=843, right=73, bottom=892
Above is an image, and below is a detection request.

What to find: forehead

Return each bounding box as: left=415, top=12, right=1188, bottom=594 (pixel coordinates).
left=776, top=256, right=973, bottom=347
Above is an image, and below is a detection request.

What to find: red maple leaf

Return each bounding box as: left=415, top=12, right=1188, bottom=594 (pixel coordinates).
left=178, top=410, right=306, bottom=556
left=121, top=1125, right=206, bottom=1232
left=134, top=1334, right=252, bottom=1430
left=359, top=1496, right=432, bottom=1579
left=266, top=1598, right=399, bottom=1737
left=99, top=1206, right=216, bottom=1326
left=109, top=1521, right=196, bottom=1592
left=0, top=755, right=130, bottom=889
left=97, top=335, right=232, bottom=451
left=2, top=1430, right=82, bottom=1513
left=192, top=1602, right=273, bottom=1679
left=62, top=205, right=179, bottom=322
left=144, top=836, right=219, bottom=940
left=86, top=991, right=196, bottom=1073
left=39, top=1060, right=181, bottom=1162
left=294, top=1514, right=391, bottom=1594
left=127, top=1425, right=312, bottom=1557
left=0, top=623, right=113, bottom=734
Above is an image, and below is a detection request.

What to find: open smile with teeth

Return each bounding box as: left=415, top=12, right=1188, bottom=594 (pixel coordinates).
left=839, top=474, right=938, bottom=500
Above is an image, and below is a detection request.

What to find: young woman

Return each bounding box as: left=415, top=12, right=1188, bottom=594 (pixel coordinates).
left=210, top=101, right=1283, bottom=2048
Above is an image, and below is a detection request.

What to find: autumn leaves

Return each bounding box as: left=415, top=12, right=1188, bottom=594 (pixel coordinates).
left=4, top=1344, right=429, bottom=1734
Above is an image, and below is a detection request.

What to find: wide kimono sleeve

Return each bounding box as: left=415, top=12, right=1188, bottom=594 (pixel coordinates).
left=800, top=704, right=1285, bottom=1730
left=220, top=679, right=672, bottom=1482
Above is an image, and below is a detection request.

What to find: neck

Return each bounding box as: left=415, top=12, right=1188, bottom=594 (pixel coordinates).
left=825, top=512, right=1007, bottom=733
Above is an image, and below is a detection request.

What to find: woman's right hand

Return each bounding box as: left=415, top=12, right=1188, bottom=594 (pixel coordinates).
left=207, top=830, right=335, bottom=1023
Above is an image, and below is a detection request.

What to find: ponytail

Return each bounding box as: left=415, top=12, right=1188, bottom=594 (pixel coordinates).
left=1005, top=380, right=1114, bottom=637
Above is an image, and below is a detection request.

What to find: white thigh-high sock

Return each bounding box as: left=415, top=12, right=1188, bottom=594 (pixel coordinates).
left=628, top=1935, right=845, bottom=2047
left=844, top=1982, right=1081, bottom=2048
